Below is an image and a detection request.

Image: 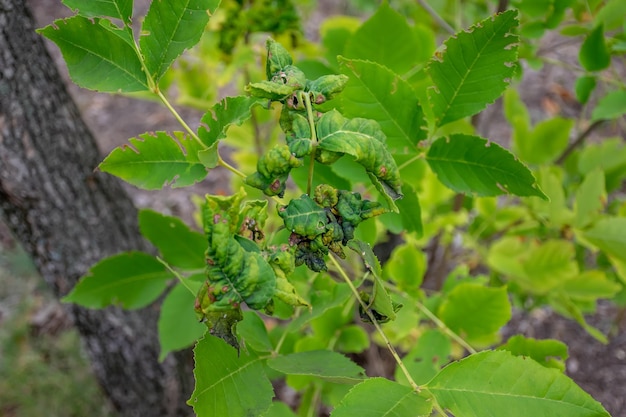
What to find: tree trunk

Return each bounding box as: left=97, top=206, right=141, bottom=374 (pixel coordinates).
left=0, top=1, right=193, bottom=415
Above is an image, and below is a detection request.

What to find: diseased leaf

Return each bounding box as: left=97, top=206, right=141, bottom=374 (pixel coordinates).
left=158, top=280, right=206, bottom=361
left=339, top=58, right=426, bottom=154
left=198, top=96, right=264, bottom=147
left=99, top=131, right=207, bottom=189
left=267, top=350, right=365, bottom=383
left=428, top=10, right=519, bottom=127
left=62, top=0, right=133, bottom=23
left=189, top=335, right=273, bottom=416
left=426, top=134, right=546, bottom=199
left=38, top=16, right=148, bottom=92
left=140, top=0, right=220, bottom=81
left=331, top=378, right=432, bottom=417
left=139, top=209, right=206, bottom=270
left=427, top=350, right=611, bottom=417
left=316, top=110, right=403, bottom=199
left=63, top=251, right=171, bottom=309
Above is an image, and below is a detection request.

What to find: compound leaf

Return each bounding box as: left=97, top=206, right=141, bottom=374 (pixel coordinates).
left=63, top=251, right=171, bottom=309
left=426, top=134, right=546, bottom=199
left=198, top=96, right=264, bottom=147
left=62, top=0, right=132, bottom=23
left=428, top=10, right=519, bottom=127
left=316, top=110, right=402, bottom=200
left=38, top=16, right=148, bottom=92
left=331, top=378, right=432, bottom=417
left=158, top=280, right=206, bottom=361
left=339, top=58, right=426, bottom=154
left=427, top=350, right=610, bottom=417
left=189, top=335, right=273, bottom=417
left=99, top=131, right=207, bottom=189
left=267, top=350, right=365, bottom=384
left=140, top=0, right=220, bottom=81
left=139, top=209, right=206, bottom=270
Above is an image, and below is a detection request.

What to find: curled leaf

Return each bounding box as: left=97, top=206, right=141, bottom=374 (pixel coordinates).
left=266, top=37, right=293, bottom=79
left=245, top=144, right=304, bottom=197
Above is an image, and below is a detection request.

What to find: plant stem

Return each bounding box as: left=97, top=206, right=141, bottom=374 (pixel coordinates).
left=328, top=254, right=422, bottom=393
left=555, top=120, right=604, bottom=165
left=416, top=302, right=477, bottom=354
left=303, top=92, right=318, bottom=196
left=156, top=90, right=205, bottom=147
left=416, top=0, right=455, bottom=35
left=157, top=257, right=196, bottom=296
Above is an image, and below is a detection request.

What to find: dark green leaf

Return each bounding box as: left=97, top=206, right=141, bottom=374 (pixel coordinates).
left=62, top=0, right=132, bottom=23
left=198, top=96, right=263, bottom=147
left=158, top=281, right=206, bottom=361
left=63, top=251, right=171, bottom=309
left=426, top=134, right=546, bottom=199
left=189, top=335, right=273, bottom=416
left=267, top=350, right=365, bottom=383
left=575, top=76, right=597, bottom=104
left=140, top=0, right=220, bottom=81
left=339, top=58, right=426, bottom=154
left=237, top=311, right=273, bottom=352
left=428, top=10, right=519, bottom=127
left=331, top=378, right=432, bottom=417
left=99, top=131, right=207, bottom=189
left=579, top=25, right=610, bottom=72
left=138, top=209, right=206, bottom=269
left=38, top=16, right=148, bottom=92
left=427, top=350, right=611, bottom=417
left=396, top=184, right=423, bottom=236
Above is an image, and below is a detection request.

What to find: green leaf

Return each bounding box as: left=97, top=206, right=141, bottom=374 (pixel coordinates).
left=139, top=209, right=206, bottom=269
left=561, top=271, right=621, bottom=301
left=158, top=281, right=206, bottom=361
left=189, top=335, right=273, bottom=416
left=395, top=329, right=451, bottom=386
left=396, top=184, right=423, bottom=236
left=198, top=96, right=263, bottom=147
left=579, top=24, right=610, bottom=72
left=595, top=0, right=626, bottom=30
left=343, top=3, right=422, bottom=75
left=140, top=0, right=220, bottom=81
left=237, top=311, right=273, bottom=353
left=427, top=10, right=519, bottom=127
left=339, top=58, right=426, bottom=154
left=63, top=251, right=171, bottom=309
left=580, top=217, right=626, bottom=263
left=331, top=378, right=432, bottom=417
left=438, top=283, right=511, bottom=342
left=267, top=350, right=365, bottom=384
left=261, top=402, right=298, bottom=417
left=427, top=350, right=611, bottom=417
left=62, top=0, right=132, bottom=23
left=575, top=76, right=597, bottom=104
left=383, top=243, right=426, bottom=296
left=38, top=16, right=148, bottom=92
left=99, top=131, right=207, bottom=189
left=574, top=169, right=606, bottom=229
left=515, top=117, right=574, bottom=165
left=498, top=335, right=568, bottom=371
left=426, top=134, right=546, bottom=199
left=591, top=90, right=626, bottom=122
left=316, top=110, right=403, bottom=199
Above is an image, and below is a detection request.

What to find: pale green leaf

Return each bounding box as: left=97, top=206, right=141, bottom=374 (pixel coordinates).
left=427, top=10, right=519, bottom=127
left=198, top=96, right=263, bottom=147
left=261, top=402, right=298, bottom=417
left=63, top=251, right=171, bottom=309
left=189, top=335, right=273, bottom=417
left=580, top=217, right=626, bottom=263
left=579, top=25, right=610, bottom=72
left=158, top=281, right=206, bottom=361
left=592, top=90, right=626, bottom=122
left=561, top=271, right=621, bottom=300
left=427, top=350, right=611, bottom=417
left=339, top=58, right=426, bottom=154
left=343, top=3, right=422, bottom=75
left=438, top=283, right=511, bottom=341
left=99, top=131, right=207, bottom=189
left=62, top=0, right=132, bottom=23
left=426, top=134, right=546, bottom=199
left=498, top=335, right=568, bottom=371
left=139, top=209, right=206, bottom=269
left=383, top=243, right=426, bottom=296
left=38, top=16, right=148, bottom=92
left=395, top=329, right=451, bottom=386
left=267, top=350, right=365, bottom=383
left=140, top=0, right=220, bottom=81
left=523, top=239, right=579, bottom=293
left=331, top=378, right=432, bottom=417
left=516, top=117, right=574, bottom=165
left=574, top=169, right=606, bottom=229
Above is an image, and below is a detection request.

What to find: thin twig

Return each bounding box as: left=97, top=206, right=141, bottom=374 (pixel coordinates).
left=416, top=0, right=455, bottom=35
left=555, top=120, right=604, bottom=164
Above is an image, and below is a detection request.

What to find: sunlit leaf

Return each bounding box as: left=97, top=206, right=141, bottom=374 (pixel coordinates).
left=267, top=350, right=365, bottom=383
left=62, top=0, right=132, bottom=23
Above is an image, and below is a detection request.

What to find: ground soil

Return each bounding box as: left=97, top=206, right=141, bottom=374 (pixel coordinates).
left=7, top=1, right=626, bottom=416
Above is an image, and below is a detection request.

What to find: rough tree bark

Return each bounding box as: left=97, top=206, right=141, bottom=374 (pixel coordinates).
left=0, top=1, right=193, bottom=415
